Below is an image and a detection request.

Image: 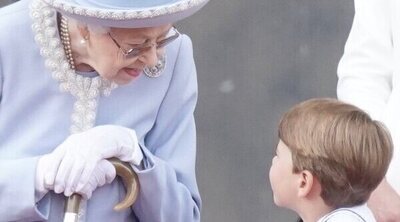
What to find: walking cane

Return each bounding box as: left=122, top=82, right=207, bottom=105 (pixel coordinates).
left=63, top=158, right=140, bottom=222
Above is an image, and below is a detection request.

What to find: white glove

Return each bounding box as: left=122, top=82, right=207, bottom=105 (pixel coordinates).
left=42, top=125, right=143, bottom=195
left=36, top=157, right=116, bottom=199
left=72, top=159, right=116, bottom=199
left=35, top=148, right=65, bottom=200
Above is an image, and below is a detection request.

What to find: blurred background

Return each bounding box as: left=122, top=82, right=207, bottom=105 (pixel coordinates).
left=0, top=0, right=354, bottom=221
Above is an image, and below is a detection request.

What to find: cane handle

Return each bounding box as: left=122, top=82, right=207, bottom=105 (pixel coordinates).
left=64, top=158, right=139, bottom=215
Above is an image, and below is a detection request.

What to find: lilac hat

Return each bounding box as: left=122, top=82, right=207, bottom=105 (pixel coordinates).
left=42, top=0, right=209, bottom=28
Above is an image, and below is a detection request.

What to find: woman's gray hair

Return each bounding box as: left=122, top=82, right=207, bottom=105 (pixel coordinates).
left=87, top=23, right=110, bottom=34
left=69, top=16, right=110, bottom=34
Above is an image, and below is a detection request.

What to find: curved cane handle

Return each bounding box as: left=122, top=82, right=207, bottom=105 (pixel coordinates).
left=64, top=158, right=140, bottom=219
left=108, top=157, right=140, bottom=211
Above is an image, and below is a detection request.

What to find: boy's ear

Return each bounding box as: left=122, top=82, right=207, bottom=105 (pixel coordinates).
left=297, top=170, right=315, bottom=198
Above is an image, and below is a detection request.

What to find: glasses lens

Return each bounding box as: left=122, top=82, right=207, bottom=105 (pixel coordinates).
left=125, top=46, right=152, bottom=59
left=157, top=29, right=180, bottom=49
left=114, top=27, right=180, bottom=58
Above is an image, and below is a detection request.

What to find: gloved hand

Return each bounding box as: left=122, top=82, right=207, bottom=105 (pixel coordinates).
left=36, top=157, right=116, bottom=199
left=35, top=147, right=65, bottom=200
left=72, top=159, right=116, bottom=199
left=40, top=125, right=143, bottom=196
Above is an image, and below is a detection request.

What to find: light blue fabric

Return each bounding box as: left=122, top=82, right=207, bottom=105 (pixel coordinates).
left=0, top=0, right=201, bottom=221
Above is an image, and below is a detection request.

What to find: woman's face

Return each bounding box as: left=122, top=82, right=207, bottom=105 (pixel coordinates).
left=85, top=24, right=172, bottom=85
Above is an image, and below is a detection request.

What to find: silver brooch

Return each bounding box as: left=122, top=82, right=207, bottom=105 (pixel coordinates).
left=144, top=55, right=166, bottom=78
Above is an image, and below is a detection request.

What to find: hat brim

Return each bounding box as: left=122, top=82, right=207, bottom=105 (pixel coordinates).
left=43, top=0, right=208, bottom=28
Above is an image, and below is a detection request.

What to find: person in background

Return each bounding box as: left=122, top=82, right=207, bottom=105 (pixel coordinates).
left=337, top=0, right=400, bottom=220
left=0, top=0, right=208, bottom=220
left=269, top=98, right=392, bottom=222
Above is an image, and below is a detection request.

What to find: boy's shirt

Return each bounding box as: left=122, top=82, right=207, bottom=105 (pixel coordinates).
left=317, top=204, right=376, bottom=222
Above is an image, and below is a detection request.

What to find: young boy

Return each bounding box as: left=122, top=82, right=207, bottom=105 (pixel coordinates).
left=269, top=98, right=393, bottom=222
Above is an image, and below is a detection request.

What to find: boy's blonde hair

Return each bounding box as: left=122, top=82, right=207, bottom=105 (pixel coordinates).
left=278, top=98, right=393, bottom=208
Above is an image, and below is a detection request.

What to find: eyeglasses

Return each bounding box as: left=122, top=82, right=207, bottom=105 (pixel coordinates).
left=108, top=27, right=180, bottom=59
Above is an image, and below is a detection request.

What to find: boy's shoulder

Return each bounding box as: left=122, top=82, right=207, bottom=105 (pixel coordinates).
left=318, top=204, right=376, bottom=222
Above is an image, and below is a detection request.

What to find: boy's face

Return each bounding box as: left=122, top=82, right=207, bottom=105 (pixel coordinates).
left=269, top=140, right=299, bottom=208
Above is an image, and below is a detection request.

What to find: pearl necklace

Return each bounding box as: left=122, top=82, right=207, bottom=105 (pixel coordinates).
left=59, top=15, right=75, bottom=70
left=30, top=0, right=118, bottom=134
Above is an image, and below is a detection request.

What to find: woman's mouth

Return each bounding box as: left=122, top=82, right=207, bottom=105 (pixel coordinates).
left=123, top=68, right=142, bottom=77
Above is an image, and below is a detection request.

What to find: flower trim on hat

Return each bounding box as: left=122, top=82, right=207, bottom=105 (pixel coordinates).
left=42, top=0, right=208, bottom=20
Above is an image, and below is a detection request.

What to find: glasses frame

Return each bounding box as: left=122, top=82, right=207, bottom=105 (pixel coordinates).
left=108, top=26, right=180, bottom=58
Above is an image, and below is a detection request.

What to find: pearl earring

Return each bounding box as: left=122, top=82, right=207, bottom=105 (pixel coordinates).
left=80, top=36, right=88, bottom=44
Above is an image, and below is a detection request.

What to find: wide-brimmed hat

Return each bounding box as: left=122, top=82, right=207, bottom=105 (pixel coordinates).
left=42, top=0, right=209, bottom=28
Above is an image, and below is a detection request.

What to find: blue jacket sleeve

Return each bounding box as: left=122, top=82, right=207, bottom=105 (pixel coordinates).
left=0, top=10, right=50, bottom=220
left=0, top=158, right=50, bottom=221
left=131, top=35, right=201, bottom=222
left=0, top=23, right=39, bottom=219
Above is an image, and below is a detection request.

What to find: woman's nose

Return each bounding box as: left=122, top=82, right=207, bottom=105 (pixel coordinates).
left=139, top=46, right=159, bottom=67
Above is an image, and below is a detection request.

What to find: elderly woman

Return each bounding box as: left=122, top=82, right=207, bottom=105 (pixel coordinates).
left=0, top=0, right=208, bottom=221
